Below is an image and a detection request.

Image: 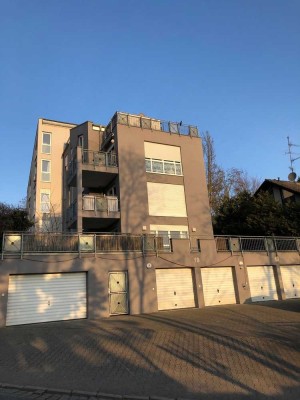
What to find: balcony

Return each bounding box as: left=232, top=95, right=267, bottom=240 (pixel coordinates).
left=82, top=195, right=118, bottom=212
left=82, top=195, right=120, bottom=230
left=1, top=233, right=166, bottom=258
left=82, top=150, right=117, bottom=167
left=67, top=150, right=118, bottom=187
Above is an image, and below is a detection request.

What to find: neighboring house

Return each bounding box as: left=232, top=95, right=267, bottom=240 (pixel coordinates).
left=0, top=111, right=299, bottom=327
left=256, top=179, right=300, bottom=204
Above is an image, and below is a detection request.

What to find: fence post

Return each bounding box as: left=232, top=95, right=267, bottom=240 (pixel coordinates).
left=142, top=235, right=145, bottom=255
left=264, top=237, right=269, bottom=255
left=229, top=237, right=233, bottom=255
left=238, top=237, right=243, bottom=254
left=78, top=233, right=81, bottom=259
left=273, top=235, right=278, bottom=257
left=94, top=234, right=96, bottom=258
left=296, top=238, right=300, bottom=255
left=1, top=234, right=5, bottom=260
left=21, top=233, right=24, bottom=260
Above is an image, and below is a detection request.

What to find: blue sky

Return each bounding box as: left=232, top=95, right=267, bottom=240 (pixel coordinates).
left=0, top=0, right=299, bottom=205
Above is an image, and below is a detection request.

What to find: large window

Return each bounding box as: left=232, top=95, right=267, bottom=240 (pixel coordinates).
left=41, top=160, right=51, bottom=182
left=144, top=142, right=183, bottom=176
left=40, top=190, right=50, bottom=213
left=145, top=158, right=182, bottom=176
left=42, top=132, right=51, bottom=154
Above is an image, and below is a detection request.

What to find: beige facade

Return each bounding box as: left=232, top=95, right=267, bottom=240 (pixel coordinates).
left=27, top=119, right=77, bottom=231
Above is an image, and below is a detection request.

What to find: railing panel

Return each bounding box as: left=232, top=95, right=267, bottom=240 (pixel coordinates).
left=83, top=196, right=95, bottom=211
left=82, top=150, right=117, bottom=167
left=96, top=235, right=142, bottom=252
left=107, top=197, right=118, bottom=212
left=22, top=234, right=79, bottom=253
left=275, top=238, right=298, bottom=251
left=240, top=237, right=266, bottom=252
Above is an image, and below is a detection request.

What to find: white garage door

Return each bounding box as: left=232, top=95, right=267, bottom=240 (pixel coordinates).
left=201, top=267, right=236, bottom=306
left=247, top=266, right=278, bottom=302
left=280, top=266, right=300, bottom=299
left=156, top=268, right=195, bottom=310
left=6, top=273, right=87, bottom=326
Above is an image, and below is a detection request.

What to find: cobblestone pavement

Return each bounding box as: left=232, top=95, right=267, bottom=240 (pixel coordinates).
left=0, top=300, right=299, bottom=400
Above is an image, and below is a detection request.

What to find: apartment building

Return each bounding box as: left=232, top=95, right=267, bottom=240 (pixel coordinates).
left=62, top=112, right=212, bottom=241
left=0, top=111, right=299, bottom=327
left=26, top=118, right=77, bottom=231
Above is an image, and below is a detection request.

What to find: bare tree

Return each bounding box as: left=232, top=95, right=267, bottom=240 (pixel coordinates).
left=202, top=131, right=261, bottom=214
left=35, top=202, right=62, bottom=232
left=202, top=131, right=227, bottom=214
left=225, top=168, right=261, bottom=197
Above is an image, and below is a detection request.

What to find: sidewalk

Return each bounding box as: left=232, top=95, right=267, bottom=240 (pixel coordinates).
left=0, top=300, right=299, bottom=400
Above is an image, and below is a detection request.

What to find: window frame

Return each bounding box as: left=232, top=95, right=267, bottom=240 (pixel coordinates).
left=42, top=132, right=52, bottom=154
left=41, top=159, right=51, bottom=182
left=145, top=158, right=183, bottom=176
left=40, top=189, right=51, bottom=213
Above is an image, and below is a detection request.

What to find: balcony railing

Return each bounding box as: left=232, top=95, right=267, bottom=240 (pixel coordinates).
left=2, top=233, right=299, bottom=258
left=67, top=151, right=117, bottom=182
left=82, top=195, right=119, bottom=213
left=104, top=111, right=199, bottom=140
left=215, top=236, right=300, bottom=253
left=82, top=150, right=117, bottom=167
left=1, top=233, right=167, bottom=258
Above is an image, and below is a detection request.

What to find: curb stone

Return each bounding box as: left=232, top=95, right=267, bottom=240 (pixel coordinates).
left=96, top=392, right=123, bottom=399
left=0, top=382, right=186, bottom=400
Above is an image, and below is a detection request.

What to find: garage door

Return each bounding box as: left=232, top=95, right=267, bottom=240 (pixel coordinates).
left=201, top=267, right=236, bottom=306
left=280, top=266, right=300, bottom=299
left=247, top=266, right=278, bottom=302
left=6, top=273, right=87, bottom=326
left=156, top=268, right=195, bottom=310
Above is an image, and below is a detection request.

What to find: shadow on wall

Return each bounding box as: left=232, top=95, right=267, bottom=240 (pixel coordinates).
left=0, top=301, right=299, bottom=399
left=117, top=149, right=156, bottom=314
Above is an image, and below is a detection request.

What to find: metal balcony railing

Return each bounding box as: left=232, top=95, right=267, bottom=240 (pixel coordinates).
left=2, top=233, right=299, bottom=259
left=1, top=233, right=167, bottom=258
left=82, top=150, right=117, bottom=167
left=215, top=236, right=300, bottom=253
left=103, top=111, right=199, bottom=141
left=82, top=195, right=119, bottom=213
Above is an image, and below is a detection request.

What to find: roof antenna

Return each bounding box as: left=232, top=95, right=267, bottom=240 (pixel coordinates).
left=286, top=136, right=299, bottom=181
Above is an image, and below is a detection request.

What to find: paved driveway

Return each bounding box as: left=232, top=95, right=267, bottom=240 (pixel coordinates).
left=0, top=300, right=299, bottom=400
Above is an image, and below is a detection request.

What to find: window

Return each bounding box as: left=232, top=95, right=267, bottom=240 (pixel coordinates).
left=41, top=160, right=51, bottom=181
left=150, top=225, right=189, bottom=249
left=152, top=160, right=164, bottom=173
left=42, top=132, right=51, bottom=154
left=40, top=190, right=50, bottom=213
left=145, top=158, right=183, bottom=176
left=78, top=135, right=84, bottom=147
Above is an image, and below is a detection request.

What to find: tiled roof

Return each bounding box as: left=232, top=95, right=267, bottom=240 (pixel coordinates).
left=263, top=179, right=300, bottom=194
